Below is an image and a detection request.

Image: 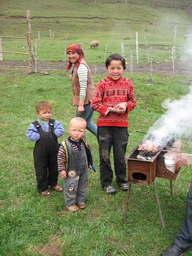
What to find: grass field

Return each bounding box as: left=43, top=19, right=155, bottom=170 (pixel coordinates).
left=1, top=0, right=192, bottom=255
left=1, top=71, right=192, bottom=255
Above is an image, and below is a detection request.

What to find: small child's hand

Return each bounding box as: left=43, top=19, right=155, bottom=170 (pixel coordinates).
left=89, top=165, right=96, bottom=172
left=60, top=170, right=67, bottom=179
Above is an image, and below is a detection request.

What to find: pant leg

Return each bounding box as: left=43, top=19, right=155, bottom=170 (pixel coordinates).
left=63, top=176, right=79, bottom=206
left=113, top=127, right=128, bottom=184
left=76, top=169, right=88, bottom=203
left=75, top=102, right=97, bottom=137
left=175, top=183, right=192, bottom=249
left=34, top=146, right=49, bottom=192
left=98, top=126, right=113, bottom=187
left=47, top=142, right=59, bottom=187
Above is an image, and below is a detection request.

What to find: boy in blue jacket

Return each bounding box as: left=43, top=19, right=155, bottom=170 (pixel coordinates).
left=26, top=101, right=64, bottom=196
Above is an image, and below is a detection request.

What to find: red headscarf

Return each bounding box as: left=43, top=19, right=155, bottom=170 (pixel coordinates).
left=66, top=44, right=85, bottom=71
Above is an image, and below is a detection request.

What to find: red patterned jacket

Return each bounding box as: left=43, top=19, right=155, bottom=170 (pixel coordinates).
left=90, top=76, right=136, bottom=127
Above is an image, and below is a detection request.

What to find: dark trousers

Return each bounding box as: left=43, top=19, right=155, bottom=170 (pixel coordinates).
left=97, top=126, right=129, bottom=188
left=33, top=130, right=59, bottom=192
left=175, top=182, right=192, bottom=249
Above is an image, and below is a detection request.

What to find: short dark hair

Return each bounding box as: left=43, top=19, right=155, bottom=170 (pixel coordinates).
left=36, top=101, right=52, bottom=113
left=105, top=53, right=126, bottom=70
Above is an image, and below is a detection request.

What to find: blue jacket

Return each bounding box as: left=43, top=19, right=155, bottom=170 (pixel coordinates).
left=26, top=119, right=64, bottom=142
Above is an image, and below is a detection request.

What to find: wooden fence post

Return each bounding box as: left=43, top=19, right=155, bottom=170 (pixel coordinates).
left=150, top=47, right=153, bottom=79
left=173, top=24, right=177, bottom=61
left=121, top=41, right=125, bottom=58
left=130, top=50, right=133, bottom=78
left=38, top=31, right=40, bottom=41
left=104, top=44, right=107, bottom=62
left=63, top=37, right=68, bottom=62
left=136, top=32, right=139, bottom=64
left=34, top=39, right=38, bottom=73
left=0, top=38, right=3, bottom=61
left=172, top=46, right=175, bottom=75
left=144, top=36, right=149, bottom=63
left=26, top=9, right=34, bottom=73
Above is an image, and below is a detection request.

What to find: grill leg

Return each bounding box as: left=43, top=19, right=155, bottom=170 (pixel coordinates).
left=153, top=179, right=165, bottom=229
left=170, top=180, right=173, bottom=196
left=123, top=184, right=131, bottom=223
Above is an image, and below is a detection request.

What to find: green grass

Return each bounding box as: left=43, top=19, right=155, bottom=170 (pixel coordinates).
left=1, top=71, right=192, bottom=255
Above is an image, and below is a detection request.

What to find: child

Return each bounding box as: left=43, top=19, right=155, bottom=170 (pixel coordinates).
left=66, top=44, right=97, bottom=137
left=57, top=117, right=94, bottom=212
left=90, top=53, right=136, bottom=194
left=26, top=101, right=64, bottom=196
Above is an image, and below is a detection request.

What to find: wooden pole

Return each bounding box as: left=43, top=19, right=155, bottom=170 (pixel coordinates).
left=150, top=47, right=153, bottom=79
left=144, top=36, right=149, bottom=63
left=130, top=50, right=133, bottom=78
left=0, top=38, right=3, bottom=61
left=0, top=51, right=29, bottom=55
left=121, top=41, right=125, bottom=58
left=38, top=31, right=40, bottom=41
left=173, top=24, right=177, bottom=48
left=63, top=37, right=68, bottom=62
left=0, top=36, right=26, bottom=39
left=26, top=9, right=34, bottom=73
left=172, top=46, right=175, bottom=75
left=34, top=39, right=38, bottom=73
left=136, top=32, right=139, bottom=65
left=104, top=44, right=107, bottom=62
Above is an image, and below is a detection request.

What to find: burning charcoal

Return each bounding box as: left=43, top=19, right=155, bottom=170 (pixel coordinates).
left=137, top=150, right=157, bottom=160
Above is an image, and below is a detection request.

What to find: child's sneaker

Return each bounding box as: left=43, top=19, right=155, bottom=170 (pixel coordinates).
left=118, top=183, right=128, bottom=191
left=77, top=202, right=86, bottom=209
left=103, top=185, right=117, bottom=194
left=39, top=191, right=50, bottom=196
left=67, top=204, right=79, bottom=212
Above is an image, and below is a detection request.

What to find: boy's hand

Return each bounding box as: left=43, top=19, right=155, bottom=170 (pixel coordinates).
left=111, top=102, right=127, bottom=114
left=60, top=170, right=67, bottom=179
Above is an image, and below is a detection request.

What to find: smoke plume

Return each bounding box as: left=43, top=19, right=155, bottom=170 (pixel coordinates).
left=143, top=86, right=192, bottom=148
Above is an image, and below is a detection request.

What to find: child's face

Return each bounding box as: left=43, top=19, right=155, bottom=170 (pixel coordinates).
left=106, top=60, right=124, bottom=80
left=68, top=121, right=86, bottom=142
left=36, top=108, right=52, bottom=122
left=67, top=51, right=80, bottom=63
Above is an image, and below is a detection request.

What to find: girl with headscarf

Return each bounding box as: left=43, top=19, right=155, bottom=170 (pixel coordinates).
left=66, top=44, right=97, bottom=137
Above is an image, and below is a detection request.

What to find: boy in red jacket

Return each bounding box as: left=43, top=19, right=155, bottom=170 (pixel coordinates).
left=91, top=53, right=136, bottom=194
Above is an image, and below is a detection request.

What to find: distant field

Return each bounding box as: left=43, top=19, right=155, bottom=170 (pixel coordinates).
left=1, top=0, right=192, bottom=66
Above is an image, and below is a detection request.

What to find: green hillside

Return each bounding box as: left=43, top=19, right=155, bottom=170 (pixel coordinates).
left=1, top=0, right=192, bottom=64
left=1, top=0, right=192, bottom=65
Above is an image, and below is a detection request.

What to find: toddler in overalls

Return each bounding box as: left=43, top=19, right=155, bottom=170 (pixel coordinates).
left=26, top=101, right=64, bottom=196
left=57, top=117, right=94, bottom=212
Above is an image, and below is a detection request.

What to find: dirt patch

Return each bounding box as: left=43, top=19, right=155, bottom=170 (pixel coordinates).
left=32, top=232, right=65, bottom=256
left=1, top=59, right=192, bottom=77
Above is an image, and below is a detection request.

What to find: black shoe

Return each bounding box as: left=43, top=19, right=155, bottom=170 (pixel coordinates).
left=118, top=183, right=128, bottom=191
left=161, top=243, right=187, bottom=256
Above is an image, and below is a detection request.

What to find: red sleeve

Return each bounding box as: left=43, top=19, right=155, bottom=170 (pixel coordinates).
left=90, top=80, right=109, bottom=115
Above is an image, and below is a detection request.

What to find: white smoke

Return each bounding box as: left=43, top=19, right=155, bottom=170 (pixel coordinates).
left=143, top=86, right=192, bottom=148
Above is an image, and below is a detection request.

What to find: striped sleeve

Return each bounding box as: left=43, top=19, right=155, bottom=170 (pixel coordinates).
left=77, top=64, right=88, bottom=101
left=57, top=145, right=67, bottom=172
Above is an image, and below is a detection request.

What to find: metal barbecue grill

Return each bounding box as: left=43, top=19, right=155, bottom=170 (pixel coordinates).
left=123, top=143, right=187, bottom=228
